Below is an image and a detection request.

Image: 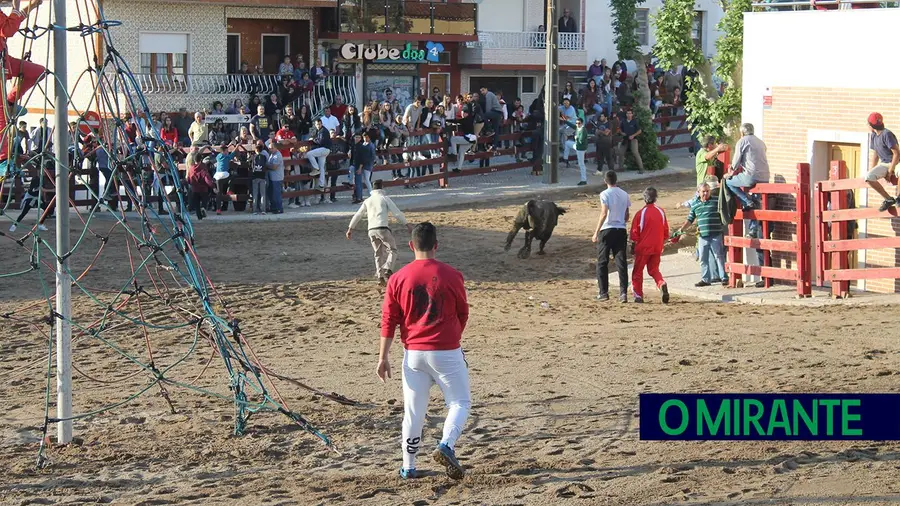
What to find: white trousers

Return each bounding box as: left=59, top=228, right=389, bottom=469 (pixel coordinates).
left=449, top=136, right=472, bottom=171
left=401, top=347, right=471, bottom=469
left=306, top=147, right=330, bottom=187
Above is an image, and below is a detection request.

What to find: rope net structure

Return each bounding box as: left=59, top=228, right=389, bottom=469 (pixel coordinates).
left=0, top=0, right=345, bottom=468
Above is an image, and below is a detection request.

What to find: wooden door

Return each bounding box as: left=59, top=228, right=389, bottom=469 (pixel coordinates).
left=428, top=73, right=449, bottom=99
left=827, top=143, right=861, bottom=269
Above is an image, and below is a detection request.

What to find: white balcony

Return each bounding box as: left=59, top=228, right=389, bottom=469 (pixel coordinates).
left=460, top=31, right=587, bottom=67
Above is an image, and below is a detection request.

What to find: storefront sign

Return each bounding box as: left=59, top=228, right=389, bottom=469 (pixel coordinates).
left=340, top=42, right=442, bottom=63
left=204, top=114, right=250, bottom=124
left=763, top=88, right=773, bottom=109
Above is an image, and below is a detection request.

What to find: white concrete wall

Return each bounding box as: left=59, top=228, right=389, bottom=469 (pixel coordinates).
left=478, top=0, right=526, bottom=32
left=7, top=0, right=95, bottom=117
left=742, top=9, right=900, bottom=141
left=584, top=0, right=725, bottom=67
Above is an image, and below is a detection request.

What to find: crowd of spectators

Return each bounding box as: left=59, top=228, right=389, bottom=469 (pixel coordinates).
left=5, top=46, right=704, bottom=221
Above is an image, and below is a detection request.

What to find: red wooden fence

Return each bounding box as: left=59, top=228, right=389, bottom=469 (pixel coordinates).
left=724, top=162, right=811, bottom=297
left=815, top=160, right=900, bottom=298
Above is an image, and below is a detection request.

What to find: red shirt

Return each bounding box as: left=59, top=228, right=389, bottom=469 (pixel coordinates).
left=630, top=203, right=669, bottom=256
left=381, top=259, right=469, bottom=351
left=160, top=127, right=178, bottom=146
left=0, top=11, right=24, bottom=51
left=275, top=128, right=295, bottom=158
left=330, top=103, right=348, bottom=120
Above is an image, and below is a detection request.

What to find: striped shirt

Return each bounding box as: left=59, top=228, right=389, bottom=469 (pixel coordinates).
left=687, top=196, right=723, bottom=237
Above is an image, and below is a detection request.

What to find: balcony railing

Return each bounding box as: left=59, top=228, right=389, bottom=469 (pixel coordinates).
left=464, top=31, right=585, bottom=51
left=127, top=73, right=358, bottom=118
left=337, top=0, right=477, bottom=36
left=751, top=0, right=898, bottom=9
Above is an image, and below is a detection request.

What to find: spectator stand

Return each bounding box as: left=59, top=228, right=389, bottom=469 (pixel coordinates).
left=724, top=162, right=812, bottom=297
left=815, top=160, right=900, bottom=299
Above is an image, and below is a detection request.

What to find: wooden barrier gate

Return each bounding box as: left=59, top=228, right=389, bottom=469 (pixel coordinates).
left=724, top=162, right=811, bottom=297
left=815, top=160, right=900, bottom=298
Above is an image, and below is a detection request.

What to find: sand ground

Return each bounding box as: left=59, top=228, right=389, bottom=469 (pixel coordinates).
left=2, top=172, right=899, bottom=506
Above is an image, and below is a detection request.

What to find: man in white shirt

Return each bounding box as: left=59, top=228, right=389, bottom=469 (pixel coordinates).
left=320, top=107, right=340, bottom=133
left=591, top=170, right=631, bottom=302
left=347, top=179, right=413, bottom=285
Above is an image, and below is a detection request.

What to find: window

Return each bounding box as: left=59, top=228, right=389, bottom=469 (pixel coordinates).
left=139, top=33, right=189, bottom=78
left=469, top=77, right=518, bottom=100
left=427, top=51, right=451, bottom=65
left=635, top=9, right=649, bottom=46
left=521, top=76, right=535, bottom=94
left=692, top=12, right=704, bottom=50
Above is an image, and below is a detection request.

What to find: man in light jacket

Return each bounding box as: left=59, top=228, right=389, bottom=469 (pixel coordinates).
left=347, top=179, right=413, bottom=285
left=480, top=86, right=503, bottom=151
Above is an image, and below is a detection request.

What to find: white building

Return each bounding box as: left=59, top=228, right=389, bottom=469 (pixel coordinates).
left=584, top=0, right=726, bottom=65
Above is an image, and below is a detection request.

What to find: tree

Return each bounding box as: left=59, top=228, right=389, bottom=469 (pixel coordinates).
left=653, top=0, right=752, bottom=143
left=609, top=0, right=667, bottom=171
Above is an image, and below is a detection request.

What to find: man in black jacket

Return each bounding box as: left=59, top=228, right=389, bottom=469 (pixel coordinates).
left=558, top=9, right=577, bottom=33
left=306, top=118, right=332, bottom=196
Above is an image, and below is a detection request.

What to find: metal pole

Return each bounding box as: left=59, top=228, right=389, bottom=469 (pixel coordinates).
left=543, top=0, right=559, bottom=184
left=53, top=0, right=72, bottom=444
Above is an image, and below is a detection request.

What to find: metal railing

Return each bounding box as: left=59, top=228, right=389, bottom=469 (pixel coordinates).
left=751, top=0, right=898, bottom=9
left=463, top=31, right=585, bottom=51
left=128, top=73, right=358, bottom=118
left=134, top=73, right=285, bottom=96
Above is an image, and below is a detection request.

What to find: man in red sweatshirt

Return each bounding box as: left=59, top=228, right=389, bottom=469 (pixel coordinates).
left=0, top=0, right=47, bottom=163
left=378, top=222, right=470, bottom=481
left=629, top=187, right=670, bottom=304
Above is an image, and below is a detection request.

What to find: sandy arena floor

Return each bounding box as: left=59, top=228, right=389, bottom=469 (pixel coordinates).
left=1, top=172, right=899, bottom=506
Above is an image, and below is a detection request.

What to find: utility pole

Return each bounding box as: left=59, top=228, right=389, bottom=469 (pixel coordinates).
left=53, top=0, right=72, bottom=444
left=542, top=0, right=559, bottom=184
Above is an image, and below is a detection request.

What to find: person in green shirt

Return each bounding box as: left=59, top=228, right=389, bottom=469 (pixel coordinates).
left=565, top=117, right=589, bottom=185
left=573, top=118, right=588, bottom=185
left=674, top=182, right=728, bottom=287
left=695, top=136, right=728, bottom=187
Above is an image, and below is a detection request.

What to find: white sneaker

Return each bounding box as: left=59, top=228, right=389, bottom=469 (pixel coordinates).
left=288, top=203, right=300, bottom=209
left=38, top=224, right=48, bottom=231
left=8, top=224, right=16, bottom=232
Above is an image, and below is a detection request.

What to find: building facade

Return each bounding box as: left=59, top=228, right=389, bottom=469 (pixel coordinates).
left=584, top=0, right=726, bottom=67
left=742, top=8, right=900, bottom=294
left=6, top=0, right=726, bottom=121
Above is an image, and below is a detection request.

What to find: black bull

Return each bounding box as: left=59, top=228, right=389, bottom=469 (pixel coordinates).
left=503, top=200, right=567, bottom=259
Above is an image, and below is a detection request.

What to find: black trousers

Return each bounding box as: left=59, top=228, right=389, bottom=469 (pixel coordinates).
left=597, top=228, right=628, bottom=296
left=596, top=140, right=615, bottom=171
left=191, top=191, right=209, bottom=219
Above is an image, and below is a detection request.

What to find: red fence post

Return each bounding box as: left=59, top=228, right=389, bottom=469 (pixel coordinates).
left=439, top=138, right=450, bottom=189
left=796, top=163, right=811, bottom=297
left=829, top=161, right=849, bottom=298
left=813, top=179, right=825, bottom=287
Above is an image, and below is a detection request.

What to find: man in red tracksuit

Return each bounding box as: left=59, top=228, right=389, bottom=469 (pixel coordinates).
left=0, top=0, right=48, bottom=162
left=629, top=187, right=670, bottom=304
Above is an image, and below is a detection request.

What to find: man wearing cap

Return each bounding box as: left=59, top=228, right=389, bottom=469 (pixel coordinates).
left=864, top=112, right=900, bottom=212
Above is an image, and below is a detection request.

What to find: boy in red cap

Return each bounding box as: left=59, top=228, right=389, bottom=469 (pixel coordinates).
left=864, top=112, right=900, bottom=212
left=0, top=0, right=48, bottom=162
left=629, top=186, right=670, bottom=304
